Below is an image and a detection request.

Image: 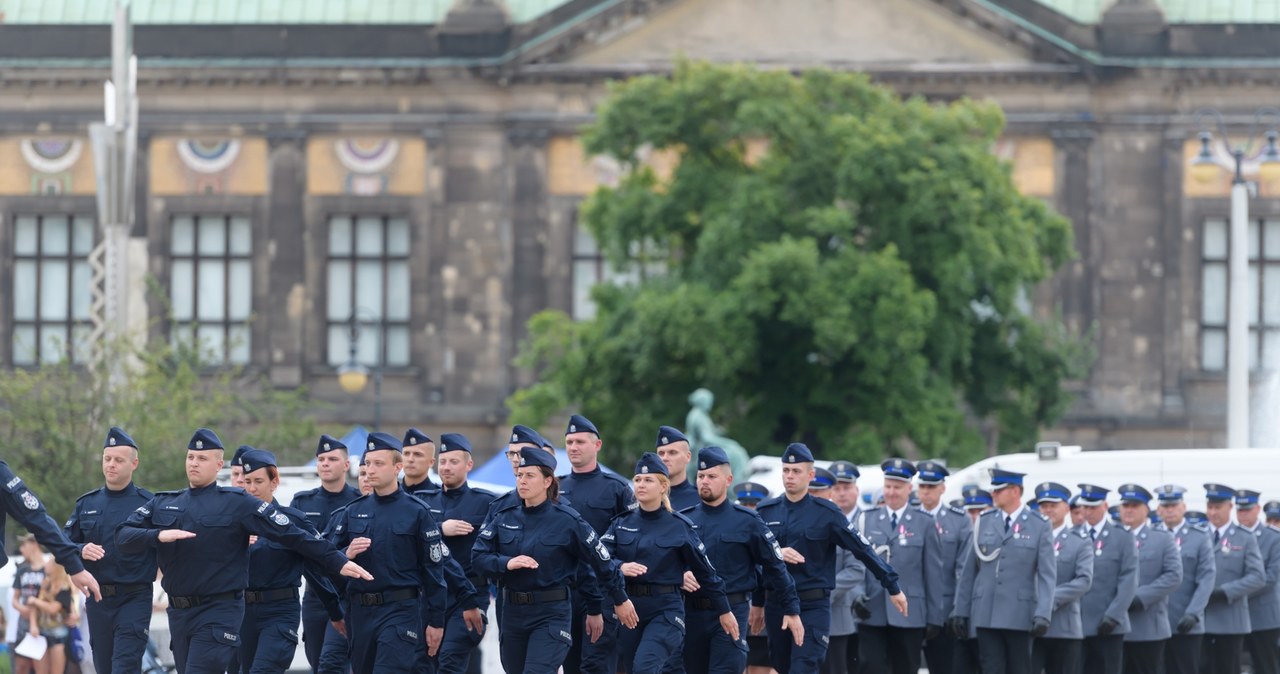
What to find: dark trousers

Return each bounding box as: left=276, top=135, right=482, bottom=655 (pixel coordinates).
left=498, top=598, right=573, bottom=674
left=952, top=637, right=979, bottom=674
left=1164, top=633, right=1203, bottom=674
left=1248, top=627, right=1280, bottom=674
left=1201, top=633, right=1244, bottom=674
left=821, top=635, right=849, bottom=674
left=436, top=598, right=487, bottom=674
left=846, top=634, right=859, bottom=673
left=1083, top=634, right=1124, bottom=674
left=618, top=594, right=685, bottom=674
left=975, top=628, right=1032, bottom=674
left=300, top=592, right=328, bottom=674
left=315, top=609, right=349, bottom=674
left=857, top=624, right=923, bottom=674
left=767, top=597, right=832, bottom=674
left=238, top=598, right=300, bottom=674
left=923, top=630, right=957, bottom=674
left=167, top=598, right=245, bottom=674
left=1032, top=636, right=1082, bottom=674
left=1121, top=639, right=1163, bottom=674
left=684, top=601, right=750, bottom=674
left=563, top=594, right=618, bottom=674
left=85, top=589, right=151, bottom=674
left=346, top=596, right=424, bottom=674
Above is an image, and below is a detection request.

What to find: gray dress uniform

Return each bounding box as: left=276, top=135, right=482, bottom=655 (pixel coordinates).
left=952, top=499, right=1055, bottom=674
left=1203, top=521, right=1266, bottom=674
left=856, top=504, right=944, bottom=674
left=1246, top=521, right=1280, bottom=674
left=1031, top=524, right=1093, bottom=674
left=921, top=503, right=971, bottom=674
left=1159, top=517, right=1215, bottom=674
left=1121, top=523, right=1181, bottom=674
left=825, top=545, right=865, bottom=674
left=1079, top=519, right=1138, bottom=674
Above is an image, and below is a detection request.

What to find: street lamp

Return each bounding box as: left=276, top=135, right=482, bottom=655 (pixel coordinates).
left=336, top=309, right=382, bottom=429
left=1190, top=109, right=1280, bottom=448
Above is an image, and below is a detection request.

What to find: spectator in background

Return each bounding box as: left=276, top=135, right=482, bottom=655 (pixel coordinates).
left=11, top=534, right=47, bottom=674
left=27, top=562, right=76, bottom=674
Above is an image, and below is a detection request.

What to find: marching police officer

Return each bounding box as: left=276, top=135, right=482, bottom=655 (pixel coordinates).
left=420, top=432, right=496, bottom=674
left=655, top=426, right=700, bottom=511
left=1030, top=482, right=1093, bottom=674
left=950, top=469, right=1054, bottom=674
left=238, top=448, right=345, bottom=674
left=401, top=428, right=439, bottom=495
left=472, top=446, right=637, bottom=674
left=827, top=460, right=862, bottom=674
left=682, top=446, right=803, bottom=674
left=289, top=434, right=361, bottom=671
left=227, top=445, right=251, bottom=488
left=117, top=429, right=370, bottom=674
left=1235, top=489, right=1280, bottom=674
left=1075, top=484, right=1137, bottom=674
left=755, top=443, right=905, bottom=674
left=733, top=481, right=776, bottom=674
left=557, top=414, right=636, bottom=674
left=605, top=452, right=738, bottom=674
left=913, top=459, right=970, bottom=674
left=1116, top=484, right=1180, bottom=674
left=1202, top=482, right=1266, bottom=674
left=64, top=427, right=155, bottom=674
left=0, top=461, right=102, bottom=600
left=326, top=431, right=469, bottom=672
left=853, top=459, right=943, bottom=674
left=1153, top=484, right=1215, bottom=674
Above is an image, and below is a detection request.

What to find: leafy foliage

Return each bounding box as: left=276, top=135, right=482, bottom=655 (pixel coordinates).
left=0, top=332, right=318, bottom=528
left=510, top=62, right=1089, bottom=467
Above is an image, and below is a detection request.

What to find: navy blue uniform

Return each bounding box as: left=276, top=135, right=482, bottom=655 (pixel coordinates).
left=117, top=484, right=349, bottom=674
left=420, top=483, right=496, bottom=674
left=239, top=502, right=344, bottom=674
left=326, top=487, right=452, bottom=673
left=65, top=482, right=157, bottom=674
left=289, top=483, right=360, bottom=672
left=559, top=467, right=636, bottom=674
left=755, top=494, right=901, bottom=674
left=603, top=507, right=731, bottom=674
left=668, top=480, right=700, bottom=512
left=473, top=499, right=627, bottom=674
left=0, top=461, right=86, bottom=574
left=682, top=500, right=801, bottom=674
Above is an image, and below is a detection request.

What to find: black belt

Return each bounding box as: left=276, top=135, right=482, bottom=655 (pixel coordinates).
left=169, top=591, right=241, bottom=609
left=625, top=583, right=678, bottom=597
left=503, top=587, right=568, bottom=605
left=687, top=591, right=750, bottom=610
left=797, top=588, right=829, bottom=601
left=350, top=588, right=419, bottom=607
left=99, top=583, right=150, bottom=598
left=467, top=575, right=487, bottom=588
left=244, top=588, right=298, bottom=604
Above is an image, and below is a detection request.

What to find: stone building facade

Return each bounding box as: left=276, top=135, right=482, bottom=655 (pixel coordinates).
left=0, top=0, right=1270, bottom=452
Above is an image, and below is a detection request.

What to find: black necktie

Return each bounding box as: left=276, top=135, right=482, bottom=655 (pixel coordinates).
left=1090, top=527, right=1097, bottom=540
left=890, top=512, right=898, bottom=530
left=1214, top=530, right=1221, bottom=545
left=1005, top=516, right=1012, bottom=533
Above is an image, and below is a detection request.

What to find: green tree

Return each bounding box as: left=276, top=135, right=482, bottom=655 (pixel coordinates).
left=0, top=332, right=319, bottom=528
left=510, top=61, right=1090, bottom=468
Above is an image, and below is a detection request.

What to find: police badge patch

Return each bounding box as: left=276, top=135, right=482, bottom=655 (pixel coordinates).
left=596, top=542, right=611, bottom=560
left=272, top=512, right=289, bottom=526
left=430, top=543, right=442, bottom=562
left=772, top=542, right=784, bottom=560
left=21, top=492, right=38, bottom=510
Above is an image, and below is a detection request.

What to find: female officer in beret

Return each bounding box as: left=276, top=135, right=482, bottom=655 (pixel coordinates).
left=472, top=447, right=638, bottom=674
left=237, top=448, right=345, bottom=674
left=603, top=452, right=740, bottom=674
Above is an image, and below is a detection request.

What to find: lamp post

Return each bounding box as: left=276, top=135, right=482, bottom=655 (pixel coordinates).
left=336, top=309, right=382, bottom=429
left=1190, top=109, right=1280, bottom=448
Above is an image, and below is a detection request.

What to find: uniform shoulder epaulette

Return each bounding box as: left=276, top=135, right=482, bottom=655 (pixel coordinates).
left=602, top=472, right=632, bottom=488
left=1269, top=524, right=1280, bottom=534
left=1036, top=512, right=1050, bottom=522
left=1075, top=528, right=1090, bottom=539
left=404, top=493, right=435, bottom=510
left=291, top=487, right=321, bottom=499
left=733, top=503, right=762, bottom=517
left=217, top=485, right=247, bottom=495
left=137, top=487, right=156, bottom=500
left=980, top=508, right=1001, bottom=518
left=493, top=498, right=521, bottom=515
left=671, top=510, right=697, bottom=528
left=278, top=503, right=307, bottom=519
left=756, top=495, right=783, bottom=509
left=1188, top=521, right=1209, bottom=532
left=1148, top=526, right=1172, bottom=536
left=812, top=498, right=844, bottom=516
left=74, top=487, right=104, bottom=502
left=949, top=506, right=966, bottom=516
left=469, top=486, right=497, bottom=499
left=677, top=504, right=699, bottom=515
left=155, top=489, right=183, bottom=496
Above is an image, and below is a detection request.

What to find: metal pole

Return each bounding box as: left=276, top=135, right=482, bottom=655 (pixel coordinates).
left=1228, top=152, right=1251, bottom=448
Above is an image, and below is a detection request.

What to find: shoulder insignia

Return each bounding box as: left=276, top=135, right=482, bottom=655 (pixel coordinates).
left=470, top=487, right=497, bottom=498
left=604, top=472, right=632, bottom=486
left=672, top=511, right=696, bottom=528
left=75, top=488, right=104, bottom=502
left=1037, top=512, right=1050, bottom=521
left=733, top=504, right=761, bottom=517
left=949, top=506, right=966, bottom=516
left=156, top=490, right=183, bottom=496
left=1075, top=529, right=1090, bottom=539
left=218, top=486, right=248, bottom=495
left=677, top=504, right=699, bottom=515
left=1193, top=522, right=1211, bottom=532
left=1269, top=525, right=1280, bottom=534
left=138, top=487, right=156, bottom=500
left=756, top=496, right=783, bottom=509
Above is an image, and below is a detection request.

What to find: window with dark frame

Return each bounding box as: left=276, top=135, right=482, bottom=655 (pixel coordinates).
left=571, top=222, right=662, bottom=321
left=1201, top=217, right=1280, bottom=371
left=11, top=214, right=94, bottom=365
left=169, top=215, right=253, bottom=365
left=326, top=215, right=411, bottom=368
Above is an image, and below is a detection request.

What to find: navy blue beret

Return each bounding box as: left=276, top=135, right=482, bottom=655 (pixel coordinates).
left=189, top=428, right=223, bottom=451
left=635, top=452, right=668, bottom=477
left=403, top=428, right=433, bottom=448
left=104, top=427, right=136, bottom=450
left=240, top=448, right=277, bottom=474
left=656, top=426, right=689, bottom=448
left=366, top=432, right=403, bottom=453
left=782, top=443, right=814, bottom=464
left=517, top=446, right=556, bottom=471
left=316, top=434, right=347, bottom=456
left=439, top=432, right=472, bottom=454
left=566, top=414, right=599, bottom=437
left=697, top=446, right=730, bottom=471
left=509, top=425, right=542, bottom=446
left=230, top=445, right=253, bottom=466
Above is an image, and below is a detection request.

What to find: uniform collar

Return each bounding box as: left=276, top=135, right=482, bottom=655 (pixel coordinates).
left=1215, top=522, right=1231, bottom=538
left=1053, top=522, right=1070, bottom=539
left=887, top=504, right=908, bottom=522
left=105, top=482, right=136, bottom=496
left=1002, top=504, right=1026, bottom=523
left=1128, top=522, right=1147, bottom=537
